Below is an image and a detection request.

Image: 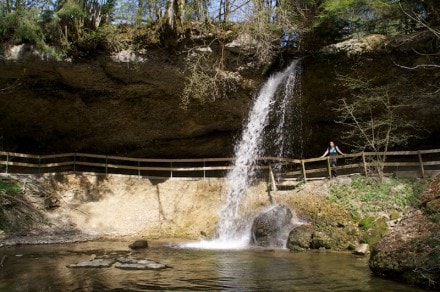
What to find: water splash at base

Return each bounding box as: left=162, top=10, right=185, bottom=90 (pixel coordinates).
left=179, top=236, right=250, bottom=250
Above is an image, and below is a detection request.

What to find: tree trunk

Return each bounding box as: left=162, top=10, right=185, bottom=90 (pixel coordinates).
left=6, top=0, right=11, bottom=13
left=137, top=0, right=144, bottom=24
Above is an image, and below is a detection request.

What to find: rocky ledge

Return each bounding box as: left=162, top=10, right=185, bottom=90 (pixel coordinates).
left=369, top=174, right=440, bottom=289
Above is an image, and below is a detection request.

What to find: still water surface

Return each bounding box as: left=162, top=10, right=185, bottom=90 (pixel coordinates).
left=0, top=240, right=424, bottom=291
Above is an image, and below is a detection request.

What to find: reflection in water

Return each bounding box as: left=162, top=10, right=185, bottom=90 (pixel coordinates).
left=0, top=241, right=424, bottom=291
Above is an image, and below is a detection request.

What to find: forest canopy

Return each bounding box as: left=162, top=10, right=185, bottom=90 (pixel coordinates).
left=0, top=0, right=439, bottom=57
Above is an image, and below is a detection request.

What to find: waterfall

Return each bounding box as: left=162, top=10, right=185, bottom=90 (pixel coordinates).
left=180, top=60, right=301, bottom=250
left=273, top=64, right=300, bottom=159
left=217, top=60, right=301, bottom=243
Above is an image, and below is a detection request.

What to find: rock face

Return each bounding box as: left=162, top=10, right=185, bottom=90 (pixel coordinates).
left=1, top=39, right=438, bottom=158
left=369, top=174, right=440, bottom=289
left=251, top=204, right=294, bottom=247
left=0, top=45, right=261, bottom=158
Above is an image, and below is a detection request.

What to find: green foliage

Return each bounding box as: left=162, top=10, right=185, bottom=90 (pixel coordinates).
left=358, top=215, right=375, bottom=230
left=329, top=175, right=428, bottom=219
left=0, top=10, right=45, bottom=46
left=56, top=0, right=87, bottom=19
left=318, top=0, right=408, bottom=37
left=0, top=180, right=22, bottom=195
left=359, top=216, right=388, bottom=245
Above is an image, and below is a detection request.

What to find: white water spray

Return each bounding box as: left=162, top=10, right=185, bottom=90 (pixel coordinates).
left=181, top=60, right=301, bottom=250
left=274, top=65, right=299, bottom=158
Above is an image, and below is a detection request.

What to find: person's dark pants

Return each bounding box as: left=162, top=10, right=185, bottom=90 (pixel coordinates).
left=330, top=158, right=337, bottom=177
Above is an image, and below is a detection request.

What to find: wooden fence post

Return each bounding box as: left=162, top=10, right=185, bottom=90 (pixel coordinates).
left=362, top=152, right=368, bottom=177
left=268, top=164, right=277, bottom=204
left=327, top=157, right=332, bottom=178
left=301, top=160, right=307, bottom=182
left=5, top=154, right=8, bottom=174
left=203, top=159, right=206, bottom=180
left=170, top=162, right=173, bottom=179
left=105, top=156, right=108, bottom=176
left=418, top=150, right=425, bottom=178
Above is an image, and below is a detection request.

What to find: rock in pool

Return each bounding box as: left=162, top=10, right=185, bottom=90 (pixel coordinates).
left=251, top=204, right=294, bottom=247
left=129, top=240, right=149, bottom=249
left=115, top=257, right=169, bottom=270
left=354, top=243, right=369, bottom=255
left=67, top=259, right=114, bottom=268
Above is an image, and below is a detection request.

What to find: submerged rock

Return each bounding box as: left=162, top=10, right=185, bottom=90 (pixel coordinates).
left=115, top=257, right=169, bottom=270
left=251, top=204, right=294, bottom=248
left=129, top=240, right=149, bottom=249
left=67, top=259, right=114, bottom=268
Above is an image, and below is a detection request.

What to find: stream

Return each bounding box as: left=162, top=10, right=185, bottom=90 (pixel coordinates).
left=0, top=240, right=424, bottom=291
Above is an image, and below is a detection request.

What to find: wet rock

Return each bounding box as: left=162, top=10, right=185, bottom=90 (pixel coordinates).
left=115, top=257, right=169, bottom=270
left=251, top=204, right=294, bottom=248
left=354, top=243, right=369, bottom=255
left=129, top=240, right=149, bottom=249
left=311, top=231, right=334, bottom=249
left=287, top=225, right=313, bottom=251
left=67, top=259, right=114, bottom=268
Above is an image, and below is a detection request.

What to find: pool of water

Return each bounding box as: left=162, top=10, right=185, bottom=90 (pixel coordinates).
left=0, top=240, right=424, bottom=291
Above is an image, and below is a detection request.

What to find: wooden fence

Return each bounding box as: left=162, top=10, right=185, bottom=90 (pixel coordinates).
left=0, top=149, right=439, bottom=181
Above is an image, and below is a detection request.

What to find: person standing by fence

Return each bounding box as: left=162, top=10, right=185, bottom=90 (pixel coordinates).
left=321, top=141, right=344, bottom=177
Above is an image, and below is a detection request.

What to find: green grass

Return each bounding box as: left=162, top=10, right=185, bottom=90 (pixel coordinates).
left=329, top=175, right=429, bottom=220
left=0, top=181, right=22, bottom=194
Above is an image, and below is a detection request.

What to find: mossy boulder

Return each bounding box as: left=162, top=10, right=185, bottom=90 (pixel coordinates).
left=369, top=175, right=440, bottom=289
left=283, top=192, right=359, bottom=251
left=287, top=225, right=313, bottom=251
left=311, top=231, right=334, bottom=249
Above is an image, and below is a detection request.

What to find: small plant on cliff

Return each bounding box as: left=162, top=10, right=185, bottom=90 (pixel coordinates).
left=0, top=181, right=22, bottom=194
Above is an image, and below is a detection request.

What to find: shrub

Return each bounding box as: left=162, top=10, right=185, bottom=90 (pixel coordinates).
left=0, top=181, right=22, bottom=195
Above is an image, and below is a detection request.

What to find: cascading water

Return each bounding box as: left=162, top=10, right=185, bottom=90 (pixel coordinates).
left=182, top=60, right=301, bottom=249
left=273, top=66, right=298, bottom=159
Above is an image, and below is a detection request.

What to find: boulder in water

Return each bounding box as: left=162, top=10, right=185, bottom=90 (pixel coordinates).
left=115, top=257, right=169, bottom=270
left=129, top=240, right=149, bottom=249
left=251, top=204, right=294, bottom=248
left=354, top=243, right=369, bottom=255
left=67, top=259, right=114, bottom=268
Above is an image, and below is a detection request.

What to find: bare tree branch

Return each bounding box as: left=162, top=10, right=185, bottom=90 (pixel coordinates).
left=392, top=60, right=440, bottom=70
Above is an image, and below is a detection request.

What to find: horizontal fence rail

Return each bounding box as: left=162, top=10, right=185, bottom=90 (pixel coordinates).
left=0, top=149, right=439, bottom=181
